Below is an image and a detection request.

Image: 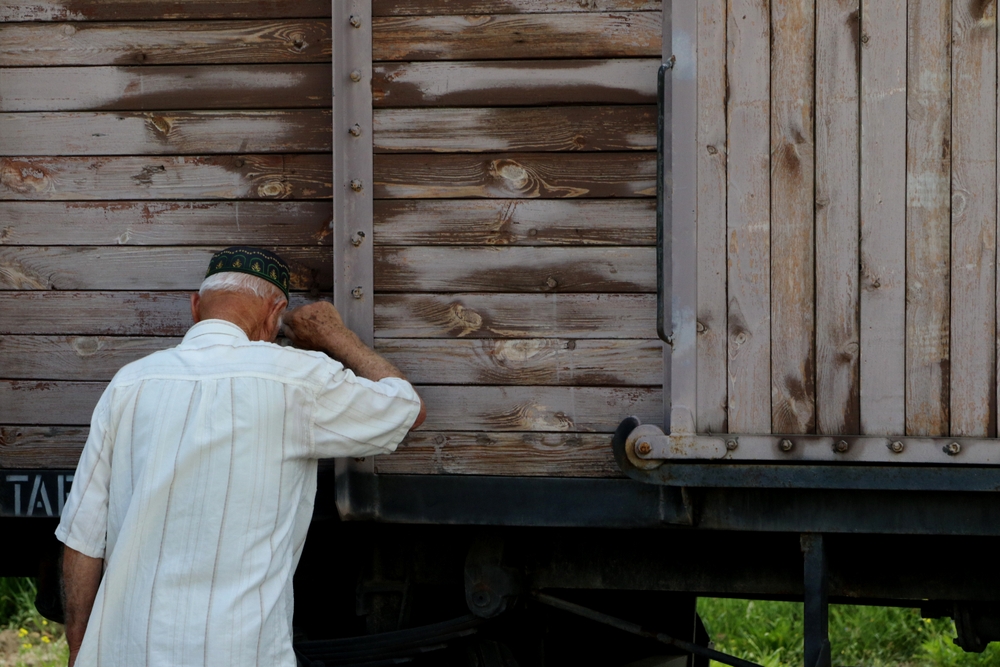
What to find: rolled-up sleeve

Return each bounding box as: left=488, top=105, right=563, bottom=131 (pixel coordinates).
left=55, top=390, right=114, bottom=559
left=311, top=367, right=421, bottom=459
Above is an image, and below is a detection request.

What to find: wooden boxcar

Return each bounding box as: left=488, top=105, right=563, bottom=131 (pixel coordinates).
left=5, top=1, right=1000, bottom=664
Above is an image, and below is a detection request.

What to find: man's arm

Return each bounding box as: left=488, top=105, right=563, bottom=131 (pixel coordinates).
left=62, top=545, right=103, bottom=666
left=283, top=301, right=426, bottom=428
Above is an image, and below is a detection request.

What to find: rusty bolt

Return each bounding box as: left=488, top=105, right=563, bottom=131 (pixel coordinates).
left=888, top=441, right=904, bottom=454
left=349, top=15, right=362, bottom=28
left=350, top=69, right=363, bottom=82
left=637, top=441, right=652, bottom=456
left=944, top=442, right=962, bottom=456
left=350, top=179, right=363, bottom=192
left=233, top=158, right=245, bottom=168
left=725, top=439, right=738, bottom=451
left=351, top=230, right=366, bottom=246
left=351, top=287, right=364, bottom=299
left=349, top=124, right=362, bottom=137
left=779, top=439, right=794, bottom=453
left=861, top=33, right=870, bottom=44
left=833, top=440, right=849, bottom=454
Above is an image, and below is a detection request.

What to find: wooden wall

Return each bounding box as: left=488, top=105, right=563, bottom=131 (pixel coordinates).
left=0, top=0, right=332, bottom=467
left=696, top=0, right=999, bottom=439
left=368, top=0, right=664, bottom=477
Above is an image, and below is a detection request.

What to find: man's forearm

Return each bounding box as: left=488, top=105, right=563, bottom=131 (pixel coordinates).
left=321, top=328, right=405, bottom=382
left=62, top=545, right=103, bottom=666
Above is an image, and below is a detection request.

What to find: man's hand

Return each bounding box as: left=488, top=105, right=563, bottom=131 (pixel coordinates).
left=284, top=302, right=426, bottom=428
left=62, top=546, right=103, bottom=667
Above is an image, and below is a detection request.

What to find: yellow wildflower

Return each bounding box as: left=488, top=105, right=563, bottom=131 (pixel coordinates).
left=41, top=619, right=48, bottom=626
left=18, top=628, right=28, bottom=638
left=41, top=635, right=51, bottom=644
left=21, top=643, right=32, bottom=650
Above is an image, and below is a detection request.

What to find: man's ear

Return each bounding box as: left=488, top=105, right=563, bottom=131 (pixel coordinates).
left=266, top=299, right=287, bottom=341
left=190, top=293, right=201, bottom=324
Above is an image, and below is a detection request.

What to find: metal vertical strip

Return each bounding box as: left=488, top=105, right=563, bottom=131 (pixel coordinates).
left=332, top=0, right=374, bottom=346
left=669, top=1, right=698, bottom=434
left=334, top=0, right=375, bottom=503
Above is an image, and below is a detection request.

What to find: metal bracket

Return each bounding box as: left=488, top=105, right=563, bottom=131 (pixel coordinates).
left=801, top=534, right=832, bottom=667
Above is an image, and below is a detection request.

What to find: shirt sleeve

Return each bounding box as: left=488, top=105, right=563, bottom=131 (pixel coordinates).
left=55, top=388, right=115, bottom=559
left=311, top=365, right=422, bottom=459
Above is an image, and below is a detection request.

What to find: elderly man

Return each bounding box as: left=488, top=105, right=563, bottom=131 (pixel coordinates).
left=55, top=247, right=424, bottom=667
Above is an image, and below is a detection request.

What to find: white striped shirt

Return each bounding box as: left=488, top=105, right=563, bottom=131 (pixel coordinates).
left=55, top=319, right=421, bottom=667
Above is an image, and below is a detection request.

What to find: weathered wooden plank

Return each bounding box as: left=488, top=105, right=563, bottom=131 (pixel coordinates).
left=695, top=0, right=728, bottom=434
left=726, top=0, right=770, bottom=433
left=0, top=201, right=332, bottom=246
left=0, top=246, right=330, bottom=291
left=373, top=153, right=655, bottom=199
left=417, top=386, right=662, bottom=432
left=372, top=13, right=659, bottom=61
left=0, top=292, right=325, bottom=335
left=0, top=155, right=331, bottom=201
left=814, top=0, right=860, bottom=435
left=0, top=381, right=105, bottom=426
left=0, top=427, right=85, bottom=469
left=0, top=64, right=332, bottom=112
left=0, top=382, right=661, bottom=430
left=374, top=199, right=655, bottom=246
left=375, top=338, right=662, bottom=386
left=372, top=0, right=659, bottom=15
left=373, top=59, right=658, bottom=107
left=374, top=294, right=656, bottom=339
left=0, top=21, right=330, bottom=67
left=951, top=0, right=997, bottom=437
left=373, top=106, right=655, bottom=153
left=0, top=336, right=176, bottom=380
left=0, top=111, right=331, bottom=156
left=859, top=0, right=907, bottom=435
left=905, top=0, right=951, bottom=437
left=769, top=0, right=814, bottom=434
left=0, top=0, right=331, bottom=21
left=374, top=247, right=655, bottom=293
left=374, top=432, right=622, bottom=477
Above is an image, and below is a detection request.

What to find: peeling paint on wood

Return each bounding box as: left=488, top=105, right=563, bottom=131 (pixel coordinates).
left=0, top=246, right=330, bottom=291
left=0, top=336, right=176, bottom=380
left=0, top=155, right=331, bottom=200
left=373, top=247, right=655, bottom=293
left=0, top=20, right=330, bottom=67
left=373, top=59, right=658, bottom=107
left=376, top=432, right=623, bottom=478
left=375, top=338, right=663, bottom=386
left=372, top=0, right=660, bottom=16
left=373, top=153, right=656, bottom=198
left=374, top=199, right=655, bottom=246
left=0, top=64, right=331, bottom=112
left=0, top=201, right=332, bottom=246
left=372, top=13, right=660, bottom=61
left=373, top=106, right=655, bottom=153
left=0, top=291, right=326, bottom=335
left=0, top=111, right=331, bottom=156
left=374, top=293, right=656, bottom=339
left=0, top=0, right=331, bottom=21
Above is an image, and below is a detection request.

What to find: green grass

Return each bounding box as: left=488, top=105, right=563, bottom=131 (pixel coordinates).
left=698, top=598, right=1000, bottom=667
left=0, top=578, right=67, bottom=667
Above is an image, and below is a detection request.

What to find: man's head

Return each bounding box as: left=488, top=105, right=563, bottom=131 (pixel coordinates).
left=191, top=247, right=290, bottom=342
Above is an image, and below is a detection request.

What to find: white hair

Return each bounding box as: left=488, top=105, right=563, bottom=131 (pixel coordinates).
left=199, top=272, right=287, bottom=306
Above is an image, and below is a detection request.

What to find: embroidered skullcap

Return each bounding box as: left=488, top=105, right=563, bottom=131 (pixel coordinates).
left=205, top=246, right=291, bottom=299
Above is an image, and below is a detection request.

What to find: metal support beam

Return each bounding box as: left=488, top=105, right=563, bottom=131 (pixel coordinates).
left=801, top=534, right=831, bottom=667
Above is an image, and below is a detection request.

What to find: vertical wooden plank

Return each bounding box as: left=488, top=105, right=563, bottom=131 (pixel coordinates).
left=332, top=1, right=376, bottom=487
left=951, top=0, right=997, bottom=437
left=906, top=0, right=951, bottom=436
left=726, top=0, right=771, bottom=433
left=770, top=0, right=815, bottom=434
left=669, top=0, right=699, bottom=434
left=859, top=0, right=907, bottom=435
left=815, top=0, right=861, bottom=435
left=696, top=0, right=729, bottom=434
left=333, top=0, right=374, bottom=345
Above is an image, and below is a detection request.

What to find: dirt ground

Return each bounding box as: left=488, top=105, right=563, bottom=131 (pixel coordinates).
left=0, top=627, right=67, bottom=667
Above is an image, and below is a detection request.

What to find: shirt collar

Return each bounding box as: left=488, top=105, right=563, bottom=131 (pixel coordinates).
left=181, top=319, right=250, bottom=347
